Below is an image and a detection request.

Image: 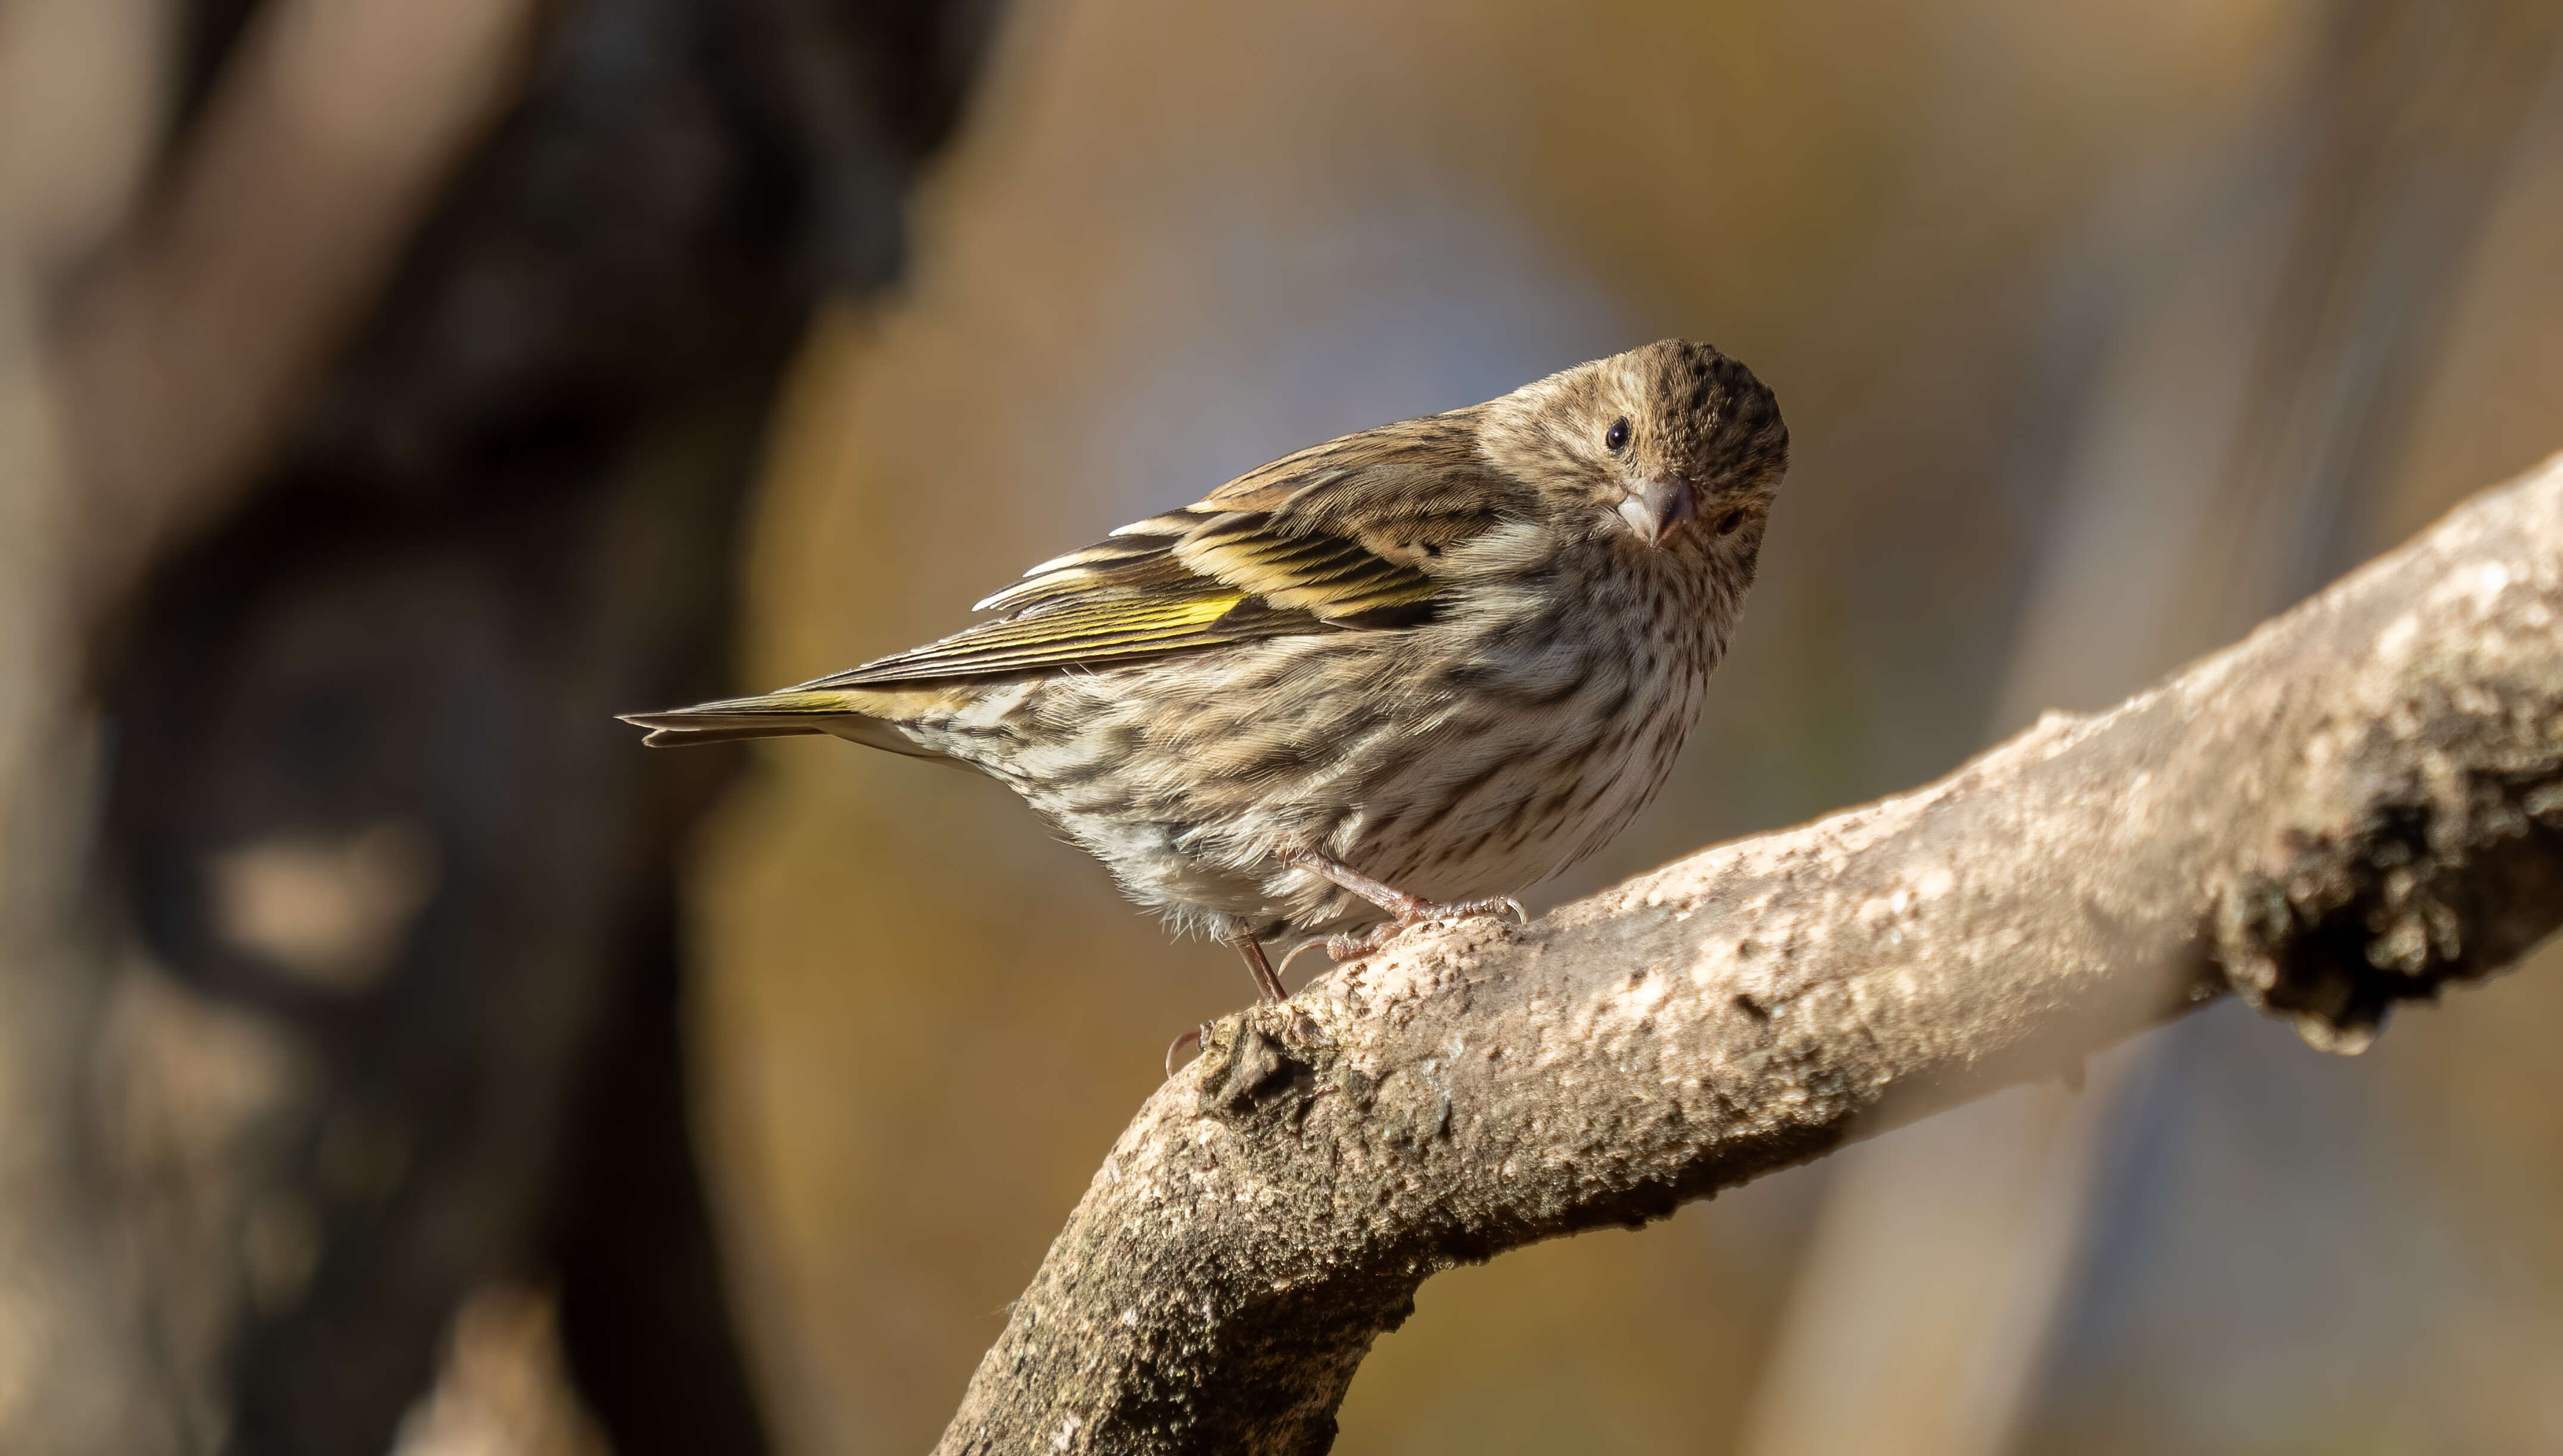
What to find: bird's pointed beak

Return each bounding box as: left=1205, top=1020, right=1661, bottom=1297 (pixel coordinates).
left=1619, top=474, right=1698, bottom=546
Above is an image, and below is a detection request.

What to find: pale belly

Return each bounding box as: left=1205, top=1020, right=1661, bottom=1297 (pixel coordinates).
left=901, top=578, right=1720, bottom=941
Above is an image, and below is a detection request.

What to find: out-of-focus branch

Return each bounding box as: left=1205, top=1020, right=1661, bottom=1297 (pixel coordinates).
left=50, top=0, right=545, bottom=630
left=937, top=455, right=2563, bottom=1455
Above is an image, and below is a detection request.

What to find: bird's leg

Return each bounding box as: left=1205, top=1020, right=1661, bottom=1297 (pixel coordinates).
left=1283, top=850, right=1528, bottom=962
left=1234, top=931, right=1288, bottom=1004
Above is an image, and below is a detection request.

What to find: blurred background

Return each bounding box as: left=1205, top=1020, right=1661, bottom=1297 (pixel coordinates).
left=2, top=1, right=2561, bottom=1453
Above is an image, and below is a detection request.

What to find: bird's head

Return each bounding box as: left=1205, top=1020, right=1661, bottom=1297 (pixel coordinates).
left=1485, top=339, right=1789, bottom=550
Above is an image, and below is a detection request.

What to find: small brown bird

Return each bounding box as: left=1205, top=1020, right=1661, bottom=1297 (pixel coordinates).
left=625, top=340, right=1788, bottom=1004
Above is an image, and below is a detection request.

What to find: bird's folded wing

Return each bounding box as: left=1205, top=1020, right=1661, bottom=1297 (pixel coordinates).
left=806, top=416, right=1520, bottom=688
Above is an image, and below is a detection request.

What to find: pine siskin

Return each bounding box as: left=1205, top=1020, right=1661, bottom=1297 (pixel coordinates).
left=626, top=340, right=1788, bottom=1004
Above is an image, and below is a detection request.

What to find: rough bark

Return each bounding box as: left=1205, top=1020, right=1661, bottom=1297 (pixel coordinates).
left=936, top=452, right=2563, bottom=1455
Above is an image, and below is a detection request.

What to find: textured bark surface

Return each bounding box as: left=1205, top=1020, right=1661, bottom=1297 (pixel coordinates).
left=937, top=453, right=2563, bottom=1455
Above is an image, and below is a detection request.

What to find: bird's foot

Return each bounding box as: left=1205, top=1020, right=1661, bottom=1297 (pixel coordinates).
left=1323, top=895, right=1529, bottom=962
left=1280, top=849, right=1530, bottom=962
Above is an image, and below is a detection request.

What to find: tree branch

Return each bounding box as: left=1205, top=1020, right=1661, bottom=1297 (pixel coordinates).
left=937, top=454, right=2563, bottom=1455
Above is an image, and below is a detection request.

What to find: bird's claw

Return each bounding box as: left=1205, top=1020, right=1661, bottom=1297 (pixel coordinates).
left=1165, top=1021, right=1214, bottom=1079
left=1277, top=935, right=1335, bottom=985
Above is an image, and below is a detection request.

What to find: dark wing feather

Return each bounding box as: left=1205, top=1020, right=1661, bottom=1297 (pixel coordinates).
left=806, top=408, right=1520, bottom=688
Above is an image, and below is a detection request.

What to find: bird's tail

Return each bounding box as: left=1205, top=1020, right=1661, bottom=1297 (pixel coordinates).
left=619, top=689, right=935, bottom=757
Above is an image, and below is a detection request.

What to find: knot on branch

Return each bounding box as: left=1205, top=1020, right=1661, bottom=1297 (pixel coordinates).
left=2216, top=762, right=2563, bottom=1053
left=1192, top=1009, right=1329, bottom=1122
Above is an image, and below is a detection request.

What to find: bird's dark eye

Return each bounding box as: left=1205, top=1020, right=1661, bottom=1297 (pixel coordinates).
left=1604, top=418, right=1631, bottom=452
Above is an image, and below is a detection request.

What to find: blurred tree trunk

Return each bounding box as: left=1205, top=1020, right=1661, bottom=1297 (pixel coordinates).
left=0, top=2, right=996, bottom=1454
left=1, top=6, right=200, bottom=1451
